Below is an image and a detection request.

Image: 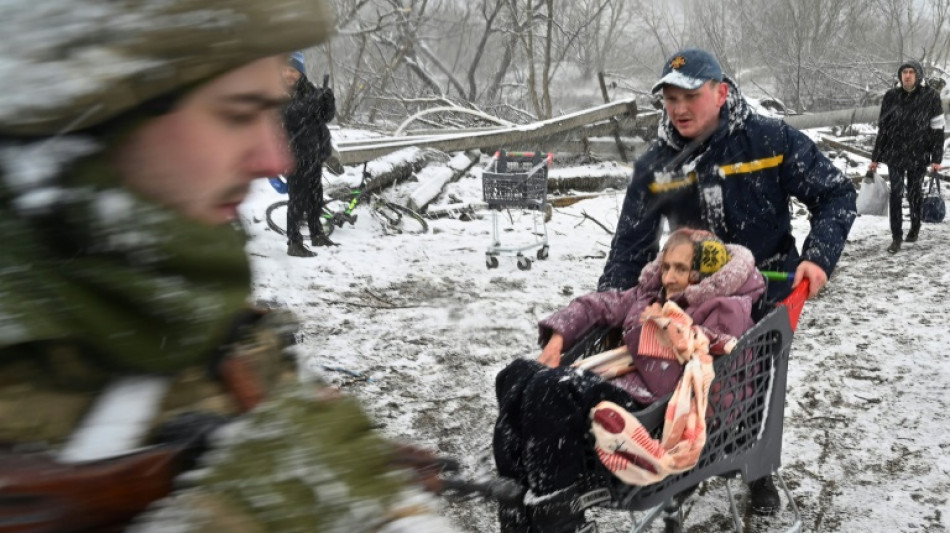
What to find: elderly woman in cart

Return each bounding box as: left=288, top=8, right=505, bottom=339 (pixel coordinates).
left=492, top=228, right=765, bottom=533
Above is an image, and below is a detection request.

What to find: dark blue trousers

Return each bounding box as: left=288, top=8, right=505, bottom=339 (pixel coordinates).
left=888, top=162, right=926, bottom=240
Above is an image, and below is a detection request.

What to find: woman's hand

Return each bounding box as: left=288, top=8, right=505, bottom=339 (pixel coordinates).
left=639, top=302, right=662, bottom=323
left=538, top=333, right=564, bottom=368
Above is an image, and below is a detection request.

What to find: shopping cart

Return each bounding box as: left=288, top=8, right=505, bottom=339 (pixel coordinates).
left=439, top=280, right=809, bottom=533
left=482, top=150, right=552, bottom=270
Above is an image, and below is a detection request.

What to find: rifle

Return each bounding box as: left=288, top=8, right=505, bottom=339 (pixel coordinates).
left=388, top=447, right=526, bottom=504
left=0, top=310, right=284, bottom=533
left=0, top=446, right=184, bottom=533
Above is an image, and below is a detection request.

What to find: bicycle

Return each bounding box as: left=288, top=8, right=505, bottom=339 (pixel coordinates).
left=265, top=163, right=429, bottom=238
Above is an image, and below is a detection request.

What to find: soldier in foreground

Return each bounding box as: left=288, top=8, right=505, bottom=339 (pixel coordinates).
left=0, top=2, right=457, bottom=532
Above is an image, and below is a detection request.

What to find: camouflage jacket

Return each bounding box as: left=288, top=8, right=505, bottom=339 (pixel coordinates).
left=0, top=137, right=255, bottom=441
left=0, top=142, right=458, bottom=533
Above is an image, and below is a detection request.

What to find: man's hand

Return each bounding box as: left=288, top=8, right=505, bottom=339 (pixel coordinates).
left=538, top=333, right=564, bottom=367
left=931, top=163, right=942, bottom=173
left=869, top=162, right=879, bottom=172
left=793, top=261, right=827, bottom=299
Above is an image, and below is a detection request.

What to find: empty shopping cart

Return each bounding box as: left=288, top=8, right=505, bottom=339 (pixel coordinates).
left=482, top=150, right=552, bottom=270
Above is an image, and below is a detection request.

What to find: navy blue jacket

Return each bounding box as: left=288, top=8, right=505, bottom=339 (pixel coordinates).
left=599, top=80, right=857, bottom=301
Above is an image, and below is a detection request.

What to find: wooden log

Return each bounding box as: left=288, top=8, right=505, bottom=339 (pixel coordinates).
left=820, top=137, right=872, bottom=159
left=548, top=193, right=606, bottom=207
left=408, top=151, right=480, bottom=212
left=784, top=97, right=949, bottom=131
left=424, top=201, right=488, bottom=220
left=325, top=147, right=439, bottom=200
left=547, top=164, right=632, bottom=193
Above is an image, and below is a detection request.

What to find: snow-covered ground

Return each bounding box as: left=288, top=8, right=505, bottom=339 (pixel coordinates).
left=238, top=139, right=950, bottom=533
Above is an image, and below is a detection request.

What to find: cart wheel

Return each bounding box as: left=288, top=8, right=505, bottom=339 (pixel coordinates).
left=543, top=204, right=553, bottom=223
left=537, top=245, right=549, bottom=260
left=663, top=518, right=683, bottom=533
left=486, top=255, right=499, bottom=269
left=516, top=256, right=532, bottom=271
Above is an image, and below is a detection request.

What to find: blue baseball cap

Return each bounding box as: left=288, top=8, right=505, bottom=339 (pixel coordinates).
left=288, top=51, right=306, bottom=75
left=651, top=48, right=724, bottom=93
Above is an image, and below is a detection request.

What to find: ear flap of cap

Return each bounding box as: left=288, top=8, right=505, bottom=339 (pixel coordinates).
left=694, top=240, right=731, bottom=277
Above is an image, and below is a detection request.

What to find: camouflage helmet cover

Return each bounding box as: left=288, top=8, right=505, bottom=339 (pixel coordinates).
left=0, top=0, right=335, bottom=136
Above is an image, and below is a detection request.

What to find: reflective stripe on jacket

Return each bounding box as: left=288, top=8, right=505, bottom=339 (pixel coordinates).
left=599, top=80, right=857, bottom=297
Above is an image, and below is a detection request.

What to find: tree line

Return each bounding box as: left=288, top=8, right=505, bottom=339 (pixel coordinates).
left=306, top=0, right=950, bottom=128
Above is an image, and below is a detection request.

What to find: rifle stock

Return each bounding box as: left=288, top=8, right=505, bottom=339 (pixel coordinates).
left=0, top=446, right=182, bottom=533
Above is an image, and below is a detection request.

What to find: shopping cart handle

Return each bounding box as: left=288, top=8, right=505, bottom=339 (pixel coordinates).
left=780, top=279, right=809, bottom=332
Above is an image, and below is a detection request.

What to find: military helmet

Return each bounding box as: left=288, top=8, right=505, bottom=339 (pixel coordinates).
left=0, top=0, right=335, bottom=136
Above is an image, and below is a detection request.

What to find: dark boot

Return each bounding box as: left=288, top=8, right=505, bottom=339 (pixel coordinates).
left=526, top=486, right=608, bottom=533
left=287, top=241, right=317, bottom=257
left=311, top=233, right=337, bottom=247
left=905, top=225, right=920, bottom=242
left=887, top=239, right=901, bottom=254
left=748, top=475, right=781, bottom=516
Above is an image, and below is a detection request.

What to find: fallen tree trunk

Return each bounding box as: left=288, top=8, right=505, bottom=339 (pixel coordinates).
left=408, top=151, right=481, bottom=212
left=548, top=193, right=609, bottom=207
left=334, top=99, right=645, bottom=165
left=784, top=98, right=950, bottom=131
left=820, top=137, right=871, bottom=159
left=547, top=165, right=631, bottom=193
left=325, top=147, right=440, bottom=200
left=424, top=201, right=487, bottom=220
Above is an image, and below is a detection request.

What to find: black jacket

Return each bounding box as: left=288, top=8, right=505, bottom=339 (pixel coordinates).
left=284, top=76, right=335, bottom=169
left=871, top=84, right=944, bottom=168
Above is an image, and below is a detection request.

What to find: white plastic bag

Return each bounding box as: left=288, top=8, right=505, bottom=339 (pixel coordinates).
left=856, top=171, right=889, bottom=216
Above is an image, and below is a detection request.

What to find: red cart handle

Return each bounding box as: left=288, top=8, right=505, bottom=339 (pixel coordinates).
left=492, top=151, right=554, bottom=167
left=779, top=279, right=809, bottom=332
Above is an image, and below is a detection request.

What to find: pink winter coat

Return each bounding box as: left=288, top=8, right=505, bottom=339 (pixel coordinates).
left=539, top=244, right=765, bottom=405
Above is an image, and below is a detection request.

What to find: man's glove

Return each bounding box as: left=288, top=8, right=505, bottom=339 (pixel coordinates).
left=314, top=88, right=335, bottom=123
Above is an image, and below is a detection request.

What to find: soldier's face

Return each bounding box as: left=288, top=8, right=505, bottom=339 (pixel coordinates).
left=114, top=56, right=292, bottom=225
left=901, top=67, right=917, bottom=90
left=662, top=81, right=728, bottom=140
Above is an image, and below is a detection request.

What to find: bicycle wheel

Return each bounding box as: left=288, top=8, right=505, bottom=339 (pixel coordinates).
left=373, top=201, right=429, bottom=234
left=265, top=200, right=289, bottom=236
left=265, top=201, right=335, bottom=237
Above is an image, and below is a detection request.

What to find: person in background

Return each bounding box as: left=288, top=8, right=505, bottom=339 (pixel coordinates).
left=0, top=2, right=456, bottom=532
left=282, top=50, right=338, bottom=257
left=598, top=47, right=856, bottom=515
left=494, top=229, right=765, bottom=533
left=869, top=60, right=945, bottom=253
